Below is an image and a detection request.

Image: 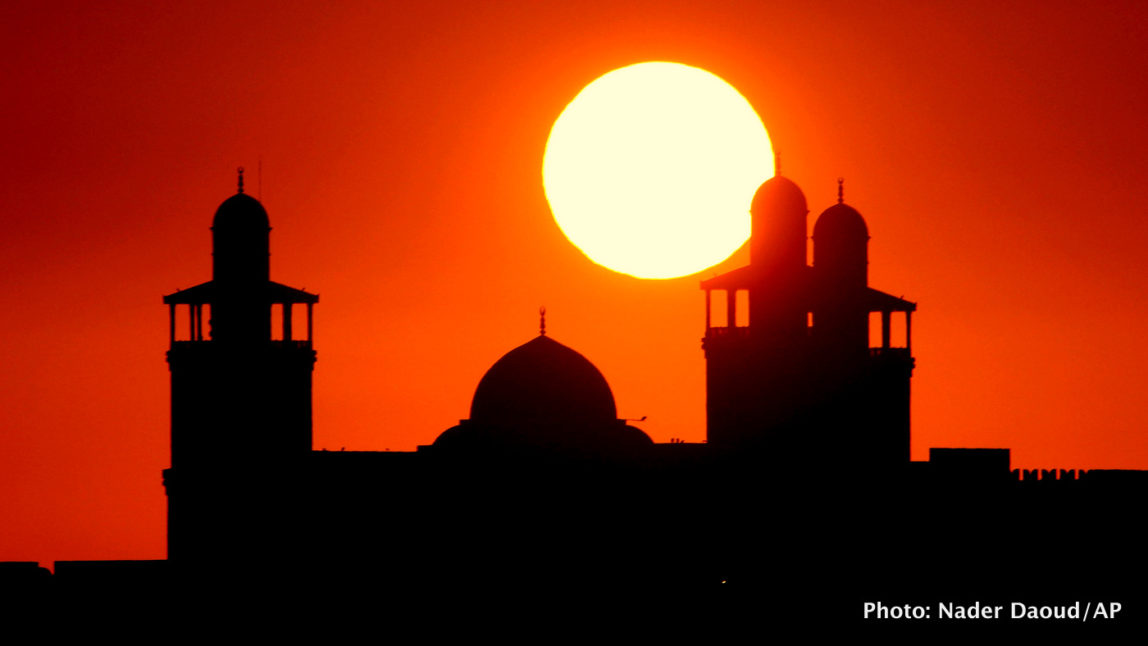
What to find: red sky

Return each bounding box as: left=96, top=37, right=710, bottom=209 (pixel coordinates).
left=3, top=1, right=1148, bottom=566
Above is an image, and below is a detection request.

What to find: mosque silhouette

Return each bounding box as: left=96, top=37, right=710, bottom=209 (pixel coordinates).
left=5, top=168, right=1147, bottom=625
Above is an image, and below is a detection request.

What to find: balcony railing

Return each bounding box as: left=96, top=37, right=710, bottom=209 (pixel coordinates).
left=869, top=347, right=911, bottom=360
left=169, top=339, right=313, bottom=349
left=705, top=326, right=751, bottom=339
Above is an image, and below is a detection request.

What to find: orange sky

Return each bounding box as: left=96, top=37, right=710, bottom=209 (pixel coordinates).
left=3, top=1, right=1148, bottom=566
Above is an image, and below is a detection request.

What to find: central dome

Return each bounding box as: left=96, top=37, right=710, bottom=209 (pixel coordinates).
left=470, top=335, right=617, bottom=424
left=433, top=333, right=652, bottom=455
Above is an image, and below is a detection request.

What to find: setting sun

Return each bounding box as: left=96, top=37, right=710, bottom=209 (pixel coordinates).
left=542, top=61, right=774, bottom=279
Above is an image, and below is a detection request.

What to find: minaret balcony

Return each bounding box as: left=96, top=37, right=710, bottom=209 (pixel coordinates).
left=868, top=347, right=910, bottom=359
left=705, top=326, right=751, bottom=340
left=169, top=339, right=313, bottom=349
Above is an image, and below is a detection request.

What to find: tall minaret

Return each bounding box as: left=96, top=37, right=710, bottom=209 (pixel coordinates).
left=162, top=170, right=318, bottom=563
left=701, top=174, right=813, bottom=451
left=810, top=182, right=915, bottom=466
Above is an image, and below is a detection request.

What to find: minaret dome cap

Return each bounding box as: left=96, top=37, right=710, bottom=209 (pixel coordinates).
left=212, top=193, right=270, bottom=231
left=813, top=202, right=869, bottom=240
left=750, top=175, right=808, bottom=217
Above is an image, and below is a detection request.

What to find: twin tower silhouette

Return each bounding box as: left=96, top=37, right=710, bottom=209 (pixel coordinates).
left=154, top=168, right=1144, bottom=620
left=159, top=169, right=919, bottom=590
left=0, top=143, right=1138, bottom=623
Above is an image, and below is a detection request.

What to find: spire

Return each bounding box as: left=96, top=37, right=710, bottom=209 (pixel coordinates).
left=237, top=166, right=245, bottom=194
left=539, top=306, right=547, bottom=336
left=837, top=177, right=844, bottom=204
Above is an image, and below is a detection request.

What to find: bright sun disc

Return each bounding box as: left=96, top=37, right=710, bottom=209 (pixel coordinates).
left=543, top=61, right=774, bottom=279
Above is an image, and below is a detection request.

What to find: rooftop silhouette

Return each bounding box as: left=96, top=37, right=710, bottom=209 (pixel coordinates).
left=4, top=168, right=1147, bottom=628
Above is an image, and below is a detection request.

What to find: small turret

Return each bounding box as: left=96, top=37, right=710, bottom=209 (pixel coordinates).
left=750, top=175, right=808, bottom=275
left=813, top=179, right=869, bottom=290
left=747, top=175, right=809, bottom=340
left=812, top=181, right=870, bottom=355
left=209, top=168, right=272, bottom=343
left=211, top=187, right=270, bottom=286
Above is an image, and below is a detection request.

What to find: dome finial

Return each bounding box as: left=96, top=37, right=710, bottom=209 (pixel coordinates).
left=237, top=166, right=245, bottom=194
left=774, top=150, right=781, bottom=176
left=837, top=177, right=844, bottom=204
left=539, top=306, right=547, bottom=336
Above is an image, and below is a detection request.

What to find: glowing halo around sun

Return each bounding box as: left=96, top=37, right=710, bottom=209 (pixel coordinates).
left=543, top=61, right=774, bottom=279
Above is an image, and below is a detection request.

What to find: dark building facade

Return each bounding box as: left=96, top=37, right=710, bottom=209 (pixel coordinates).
left=7, top=170, right=1148, bottom=626
left=145, top=174, right=1148, bottom=609
left=702, top=176, right=914, bottom=466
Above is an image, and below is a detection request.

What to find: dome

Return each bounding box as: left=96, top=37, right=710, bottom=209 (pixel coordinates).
left=813, top=203, right=869, bottom=241
left=211, top=191, right=271, bottom=285
left=750, top=175, right=809, bottom=270
left=433, top=334, right=653, bottom=455
left=469, top=335, right=617, bottom=424
left=212, top=193, right=270, bottom=231
left=750, top=175, right=808, bottom=218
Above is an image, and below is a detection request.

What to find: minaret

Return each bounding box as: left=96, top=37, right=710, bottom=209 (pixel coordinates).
left=702, top=174, right=812, bottom=451
left=702, top=173, right=915, bottom=467
left=162, top=170, right=318, bottom=563
left=809, top=182, right=915, bottom=465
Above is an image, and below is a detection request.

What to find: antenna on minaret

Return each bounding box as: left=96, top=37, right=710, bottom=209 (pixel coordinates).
left=837, top=177, right=844, bottom=204
left=237, top=167, right=245, bottom=194
left=539, top=306, right=547, bottom=336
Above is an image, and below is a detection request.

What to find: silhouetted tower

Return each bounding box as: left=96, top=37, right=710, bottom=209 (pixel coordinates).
left=748, top=175, right=809, bottom=341
left=702, top=175, right=914, bottom=467
left=812, top=181, right=869, bottom=358
left=162, top=170, right=318, bottom=563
